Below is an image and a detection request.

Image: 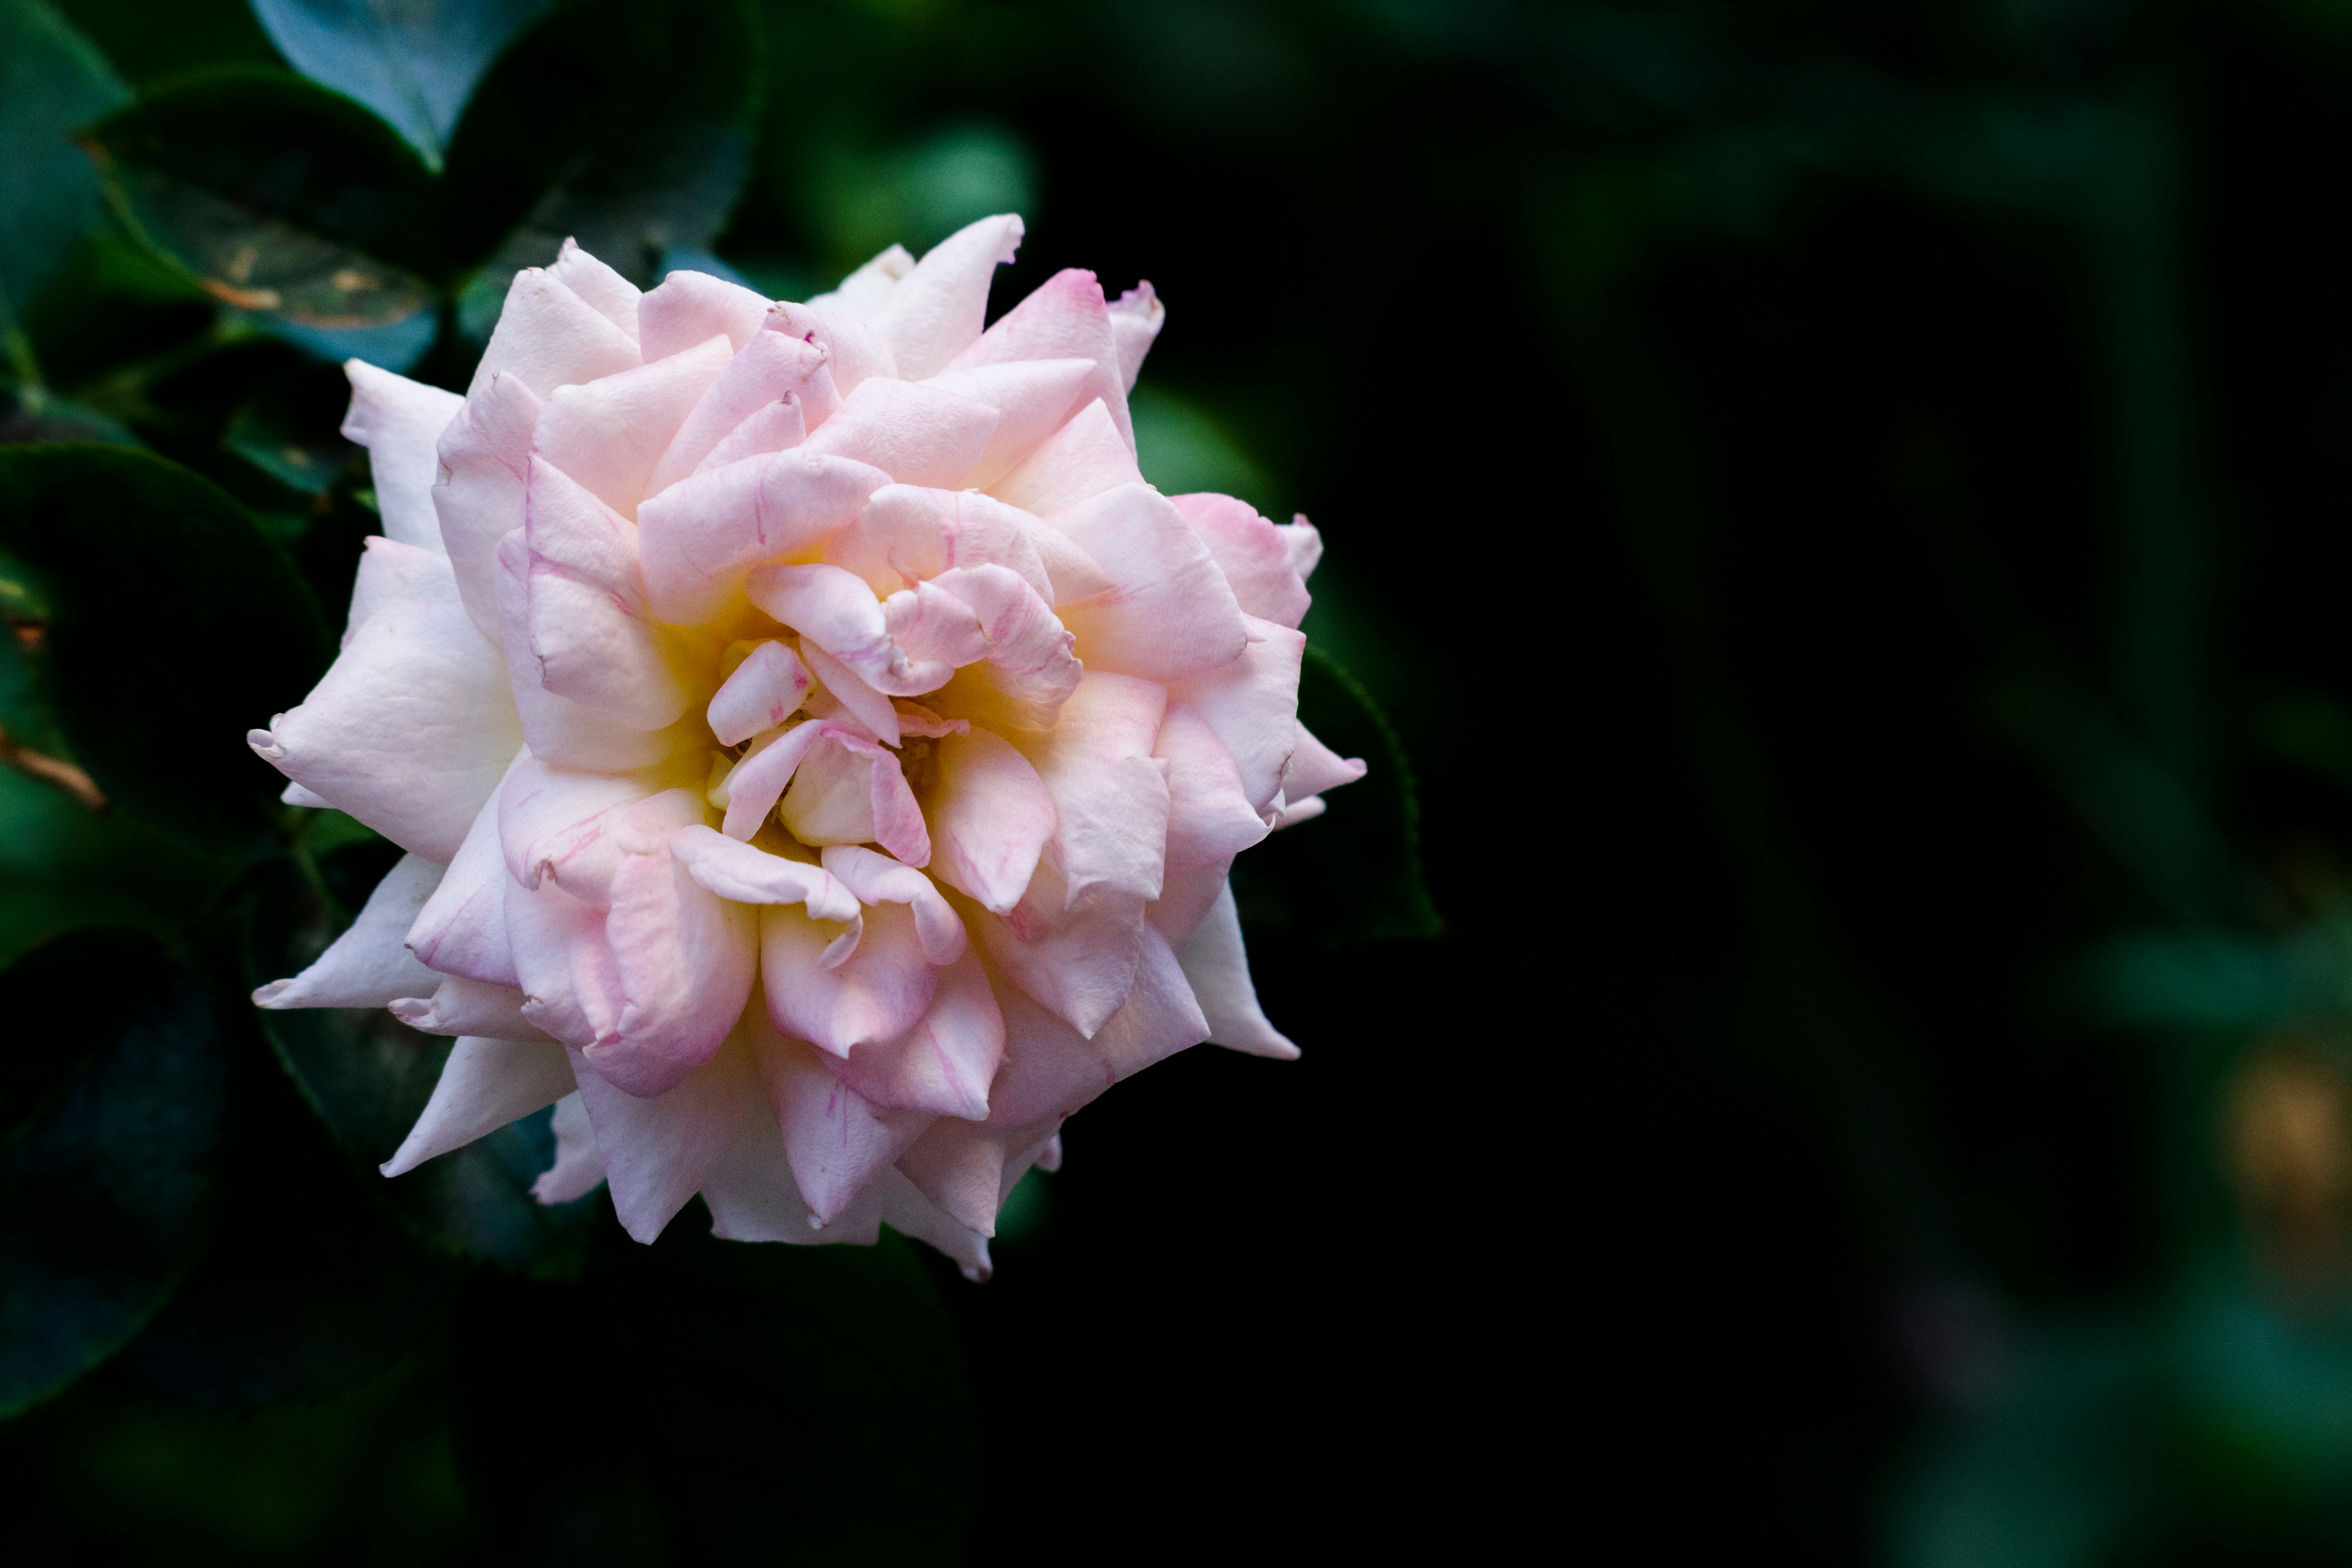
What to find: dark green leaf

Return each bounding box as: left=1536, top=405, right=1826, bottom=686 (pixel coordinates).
left=0, top=925, right=164, bottom=1142
left=0, top=954, right=222, bottom=1417
left=1235, top=647, right=1440, bottom=948
left=85, top=66, right=439, bottom=328
left=0, top=0, right=127, bottom=323
left=0, top=445, right=331, bottom=856
left=252, top=0, right=551, bottom=170
left=0, top=769, right=240, bottom=964
left=49, top=0, right=280, bottom=87
left=440, top=0, right=760, bottom=292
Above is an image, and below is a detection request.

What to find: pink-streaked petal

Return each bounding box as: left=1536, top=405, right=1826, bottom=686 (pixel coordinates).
left=341, top=361, right=461, bottom=553
left=1011, top=670, right=1169, bottom=906
left=1169, top=492, right=1311, bottom=628
left=797, top=638, right=902, bottom=744
left=867, top=213, right=1023, bottom=381
left=531, top=1091, right=605, bottom=1202
left=570, top=1034, right=756, bottom=1244
left=406, top=769, right=522, bottom=986
left=1107, top=281, right=1164, bottom=391
left=824, top=484, right=1055, bottom=601
left=505, top=873, right=622, bottom=1051
left=650, top=329, right=827, bottom=494
left=946, top=267, right=1133, bottom=446
left=497, top=753, right=670, bottom=899
left=432, top=369, right=540, bottom=643
left=835, top=948, right=1001, bottom=1120
left=924, top=727, right=1054, bottom=915
left=469, top=264, right=641, bottom=399
left=695, top=398, right=807, bottom=477
left=716, top=721, right=824, bottom=840
left=776, top=733, right=930, bottom=865
left=819, top=846, right=964, bottom=963
left=987, top=399, right=1142, bottom=518
left=249, top=571, right=521, bottom=863
left=254, top=851, right=443, bottom=1009
left=762, top=899, right=940, bottom=1056
left=636, top=448, right=889, bottom=627
left=671, top=826, right=861, bottom=920
left=638, top=268, right=772, bottom=360
left=922, top=358, right=1097, bottom=487
left=389, top=974, right=540, bottom=1040
left=754, top=1026, right=929, bottom=1226
left=1166, top=616, right=1305, bottom=818
left=973, top=860, right=1147, bottom=1038
left=1172, top=879, right=1297, bottom=1060
left=380, top=1035, right=577, bottom=1177
left=1283, top=720, right=1367, bottom=799
left=746, top=562, right=948, bottom=696
left=493, top=529, right=696, bottom=771
left=1050, top=482, right=1250, bottom=682
left=1156, top=703, right=1271, bottom=871
left=767, top=301, right=895, bottom=398
left=530, top=334, right=732, bottom=518
left=522, top=458, right=693, bottom=729
left=707, top=639, right=812, bottom=746
left=797, top=375, right=1000, bottom=490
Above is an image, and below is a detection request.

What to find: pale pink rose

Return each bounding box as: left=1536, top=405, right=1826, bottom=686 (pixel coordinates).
left=249, top=217, right=1362, bottom=1277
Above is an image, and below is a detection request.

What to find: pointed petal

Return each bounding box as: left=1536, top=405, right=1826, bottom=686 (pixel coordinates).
left=341, top=361, right=461, bottom=553
left=755, top=1027, right=928, bottom=1225
left=470, top=265, right=641, bottom=399
left=767, top=301, right=897, bottom=398
left=1170, top=492, right=1311, bottom=628
left=550, top=238, right=642, bottom=339
left=1107, top=281, right=1164, bottom=390
left=798, top=375, right=1000, bottom=489
left=380, top=1035, right=577, bottom=1177
left=407, top=767, right=522, bottom=986
left=1283, top=720, right=1367, bottom=800
left=1011, top=670, right=1169, bottom=905
left=971, top=861, right=1147, bottom=1038
left=389, top=973, right=541, bottom=1039
left=650, top=329, right=827, bottom=494
left=819, top=846, right=965, bottom=963
left=1167, top=617, right=1305, bottom=818
left=638, top=268, right=772, bottom=360
left=531, top=1091, right=606, bottom=1202
left=432, top=369, right=541, bottom=643
left=812, top=243, right=913, bottom=318
left=1156, top=704, right=1270, bottom=871
left=746, top=562, right=950, bottom=695
left=922, top=358, right=1096, bottom=487
left=571, top=1036, right=755, bottom=1244
left=877, top=1167, right=991, bottom=1280
left=835, top=948, right=1002, bottom=1120
left=1173, top=880, right=1296, bottom=1060
left=342, top=536, right=443, bottom=646
left=823, top=484, right=1054, bottom=601
left=254, top=851, right=443, bottom=1009
left=923, top=727, right=1054, bottom=914
left=530, top=334, right=732, bottom=518
left=1050, top=482, right=1250, bottom=682
left=867, top=213, right=1023, bottom=380
left=987, top=399, right=1142, bottom=518
left=946, top=266, right=1133, bottom=445
left=762, top=899, right=941, bottom=1055
left=522, top=459, right=693, bottom=729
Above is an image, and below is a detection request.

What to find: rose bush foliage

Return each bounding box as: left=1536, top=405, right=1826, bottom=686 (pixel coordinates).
left=247, top=216, right=1362, bottom=1275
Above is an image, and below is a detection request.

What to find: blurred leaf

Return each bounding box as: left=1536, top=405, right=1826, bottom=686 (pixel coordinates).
left=0, top=445, right=330, bottom=856
left=1132, top=386, right=1273, bottom=505
left=0, top=954, right=223, bottom=1417
left=441, top=0, right=760, bottom=296
left=251, top=0, right=552, bottom=170
left=249, top=857, right=595, bottom=1271
left=801, top=122, right=1036, bottom=271
left=48, top=0, right=280, bottom=86
left=0, top=925, right=164, bottom=1142
left=1237, top=647, right=1440, bottom=948
left=85, top=67, right=438, bottom=331
left=222, top=394, right=355, bottom=499
left=0, top=0, right=127, bottom=330
left=114, top=1019, right=458, bottom=1406
left=0, top=769, right=239, bottom=964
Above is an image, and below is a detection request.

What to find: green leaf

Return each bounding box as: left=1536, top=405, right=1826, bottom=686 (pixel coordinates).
left=1234, top=647, right=1440, bottom=948
left=251, top=0, right=551, bottom=171
left=0, top=925, right=165, bottom=1142
left=48, top=0, right=281, bottom=88
left=0, top=769, right=240, bottom=965
left=440, top=0, right=760, bottom=294
left=85, top=66, right=439, bottom=331
left=0, top=445, right=331, bottom=856
left=0, top=0, right=128, bottom=326
left=0, top=953, right=224, bottom=1417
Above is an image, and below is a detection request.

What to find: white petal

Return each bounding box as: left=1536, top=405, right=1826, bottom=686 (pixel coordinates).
left=252, top=851, right=444, bottom=1009
left=380, top=1035, right=578, bottom=1177
left=1172, top=880, right=1296, bottom=1060
left=341, top=361, right=461, bottom=553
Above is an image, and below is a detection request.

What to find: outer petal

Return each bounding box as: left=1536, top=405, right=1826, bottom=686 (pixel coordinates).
left=922, top=728, right=1054, bottom=914
left=1167, top=617, right=1305, bottom=818
left=755, top=1027, right=928, bottom=1226
left=1172, top=880, right=1297, bottom=1060
left=249, top=559, right=522, bottom=862
left=549, top=238, right=641, bottom=338
left=638, top=268, right=772, bottom=360
left=987, top=399, right=1141, bottom=518
left=253, top=851, right=443, bottom=1009
left=1278, top=516, right=1322, bottom=582
left=1156, top=704, right=1270, bottom=871
left=407, top=768, right=522, bottom=986
left=922, top=358, right=1096, bottom=488
left=1107, top=281, right=1164, bottom=390
left=877, top=1169, right=992, bottom=1281
left=531, top=1091, right=605, bottom=1202
left=810, top=244, right=912, bottom=318
left=768, top=301, right=896, bottom=397
left=867, top=213, right=1023, bottom=380
left=341, top=361, right=461, bottom=552
left=522, top=459, right=692, bottom=729
left=1282, top=720, right=1368, bottom=801
left=1169, top=492, right=1311, bottom=628
left=636, top=448, right=889, bottom=627
left=432, top=368, right=542, bottom=642
left=571, top=1034, right=755, bottom=1243
left=530, top=334, right=733, bottom=517
left=342, top=535, right=443, bottom=646
left=1050, top=482, right=1250, bottom=683
left=971, top=861, right=1147, bottom=1039
left=946, top=266, right=1133, bottom=446
left=798, top=376, right=1001, bottom=490
left=390, top=974, right=540, bottom=1040
left=380, top=1035, right=578, bottom=1177
left=470, top=263, right=641, bottom=398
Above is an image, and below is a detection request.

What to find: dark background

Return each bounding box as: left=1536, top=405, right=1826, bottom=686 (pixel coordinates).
left=13, top=0, right=2352, bottom=1561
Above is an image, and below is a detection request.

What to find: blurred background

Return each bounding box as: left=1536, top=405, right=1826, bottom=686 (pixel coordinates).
left=15, top=0, right=2352, bottom=1561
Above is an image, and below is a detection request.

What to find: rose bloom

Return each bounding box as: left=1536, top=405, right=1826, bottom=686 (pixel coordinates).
left=250, top=216, right=1362, bottom=1276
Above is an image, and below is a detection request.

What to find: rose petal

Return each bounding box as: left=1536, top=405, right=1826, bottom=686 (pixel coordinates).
left=835, top=948, right=1001, bottom=1120
left=530, top=1091, right=605, bottom=1202
left=819, top=846, right=965, bottom=964
left=649, top=328, right=829, bottom=493
left=1166, top=616, right=1305, bottom=818
left=1107, top=281, right=1164, bottom=390
left=1171, top=879, right=1296, bottom=1060
left=341, top=361, right=461, bottom=553
left=767, top=300, right=897, bottom=396
left=946, top=266, right=1133, bottom=446
left=867, top=213, right=1023, bottom=380
left=342, top=535, right=443, bottom=647
left=797, top=375, right=1001, bottom=490
left=530, top=334, right=733, bottom=518
left=922, top=358, right=1097, bottom=487
left=810, top=243, right=913, bottom=318
left=707, top=639, right=813, bottom=746
left=986, top=398, right=1141, bottom=518
left=753, top=1027, right=928, bottom=1225
left=823, top=484, right=1055, bottom=601
left=1169, top=491, right=1311, bottom=628
left=797, top=638, right=902, bottom=744
left=746, top=562, right=951, bottom=696
left=638, top=268, right=772, bottom=360
left=762, top=897, right=941, bottom=1056
left=570, top=1035, right=755, bottom=1243
left=1282, top=720, right=1367, bottom=801
left=470, top=263, right=641, bottom=399
left=380, top=1035, right=578, bottom=1177
left=670, top=825, right=861, bottom=921
left=971, top=860, right=1147, bottom=1038
left=1050, top=482, right=1251, bottom=683
left=253, top=851, right=443, bottom=1009
left=923, top=727, right=1054, bottom=914
left=390, top=974, right=540, bottom=1040
left=1011, top=670, right=1169, bottom=906
left=522, top=458, right=693, bottom=729
left=876, top=1168, right=991, bottom=1281
left=636, top=448, right=889, bottom=626
left=494, top=529, right=695, bottom=770
left=550, top=238, right=641, bottom=339
left=407, top=769, right=522, bottom=986
left=1156, top=704, right=1271, bottom=871
left=432, top=369, right=541, bottom=642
